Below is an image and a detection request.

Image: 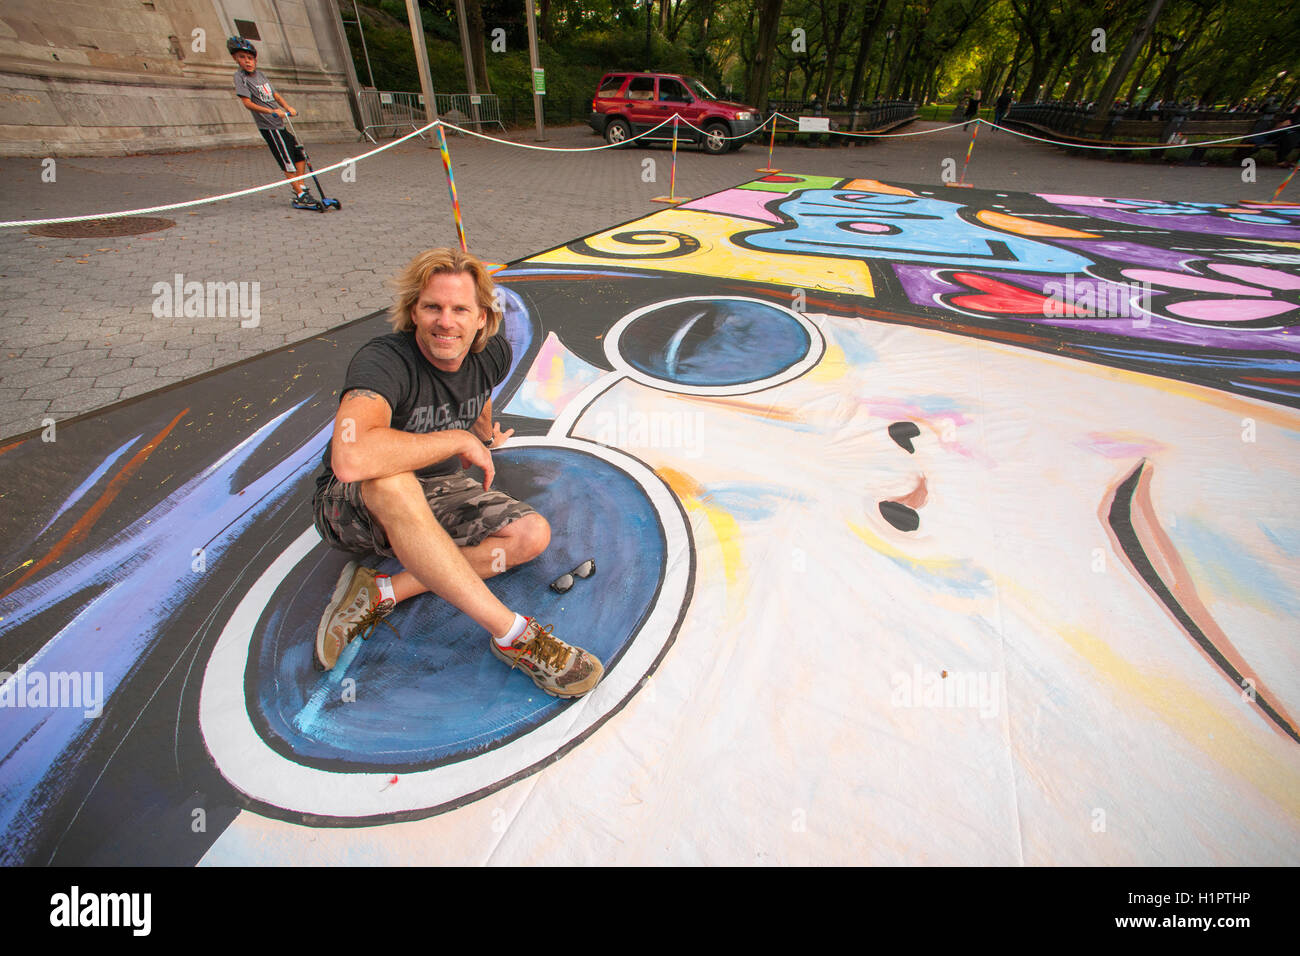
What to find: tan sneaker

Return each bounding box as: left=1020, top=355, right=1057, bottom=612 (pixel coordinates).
left=489, top=619, right=604, bottom=698
left=315, top=562, right=396, bottom=670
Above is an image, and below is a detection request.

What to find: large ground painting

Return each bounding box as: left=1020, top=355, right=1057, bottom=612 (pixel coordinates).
left=1, top=174, right=1297, bottom=864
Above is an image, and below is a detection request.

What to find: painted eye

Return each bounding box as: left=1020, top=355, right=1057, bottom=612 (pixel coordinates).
left=888, top=421, right=921, bottom=454
left=879, top=500, right=919, bottom=532
left=617, top=298, right=810, bottom=387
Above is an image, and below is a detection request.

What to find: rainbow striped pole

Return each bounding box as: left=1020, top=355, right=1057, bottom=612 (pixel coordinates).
left=757, top=113, right=781, bottom=173
left=1271, top=164, right=1299, bottom=203
left=947, top=120, right=979, bottom=188
left=670, top=116, right=678, bottom=198
left=436, top=123, right=468, bottom=251
left=653, top=115, right=688, bottom=204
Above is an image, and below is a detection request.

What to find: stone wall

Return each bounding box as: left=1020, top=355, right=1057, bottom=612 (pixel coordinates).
left=0, top=0, right=358, bottom=156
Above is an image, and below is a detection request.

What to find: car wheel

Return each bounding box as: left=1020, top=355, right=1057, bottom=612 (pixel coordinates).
left=605, top=119, right=631, bottom=147
left=702, top=122, right=730, bottom=155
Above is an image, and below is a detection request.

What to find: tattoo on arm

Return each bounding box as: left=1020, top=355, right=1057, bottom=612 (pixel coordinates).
left=344, top=388, right=385, bottom=402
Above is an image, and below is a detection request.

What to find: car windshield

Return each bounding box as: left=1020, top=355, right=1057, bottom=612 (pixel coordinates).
left=686, top=78, right=718, bottom=101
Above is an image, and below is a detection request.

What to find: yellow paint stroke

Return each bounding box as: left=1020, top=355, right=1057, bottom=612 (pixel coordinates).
left=1231, top=239, right=1300, bottom=250
left=676, top=393, right=799, bottom=421
left=846, top=517, right=968, bottom=578
left=658, top=467, right=745, bottom=621
left=1084, top=361, right=1300, bottom=429
left=543, top=352, right=564, bottom=404
left=842, top=179, right=918, bottom=197
left=996, top=576, right=1300, bottom=821
left=531, top=209, right=873, bottom=295
left=1058, top=622, right=1300, bottom=822
left=806, top=343, right=849, bottom=382
left=975, top=209, right=1100, bottom=239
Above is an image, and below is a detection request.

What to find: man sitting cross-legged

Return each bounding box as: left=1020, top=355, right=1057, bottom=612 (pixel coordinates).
left=311, top=247, right=603, bottom=699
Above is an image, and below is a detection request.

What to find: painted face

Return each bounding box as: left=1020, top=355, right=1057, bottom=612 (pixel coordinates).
left=233, top=51, right=257, bottom=72
left=554, top=303, right=1300, bottom=862
left=412, top=271, right=486, bottom=373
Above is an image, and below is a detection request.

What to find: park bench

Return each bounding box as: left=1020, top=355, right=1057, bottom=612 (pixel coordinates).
left=1005, top=110, right=1263, bottom=164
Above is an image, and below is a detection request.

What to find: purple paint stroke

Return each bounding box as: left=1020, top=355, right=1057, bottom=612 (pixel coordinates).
left=1038, top=196, right=1300, bottom=241
left=0, top=399, right=326, bottom=865
left=1055, top=240, right=1193, bottom=271
left=892, top=264, right=1300, bottom=353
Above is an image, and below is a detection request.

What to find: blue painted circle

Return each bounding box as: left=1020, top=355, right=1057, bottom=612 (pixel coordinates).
left=249, top=445, right=667, bottom=771
left=618, top=299, right=810, bottom=386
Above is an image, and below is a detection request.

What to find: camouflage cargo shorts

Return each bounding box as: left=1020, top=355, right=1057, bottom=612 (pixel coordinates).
left=313, top=471, right=537, bottom=557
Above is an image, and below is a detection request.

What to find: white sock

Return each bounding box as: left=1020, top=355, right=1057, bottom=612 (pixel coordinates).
left=493, top=613, right=529, bottom=648
left=374, top=574, right=396, bottom=606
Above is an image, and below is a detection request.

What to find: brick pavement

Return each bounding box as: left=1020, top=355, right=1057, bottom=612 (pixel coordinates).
left=0, top=120, right=1289, bottom=441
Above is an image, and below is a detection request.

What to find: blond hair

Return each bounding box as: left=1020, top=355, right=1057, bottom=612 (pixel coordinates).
left=388, top=247, right=502, bottom=352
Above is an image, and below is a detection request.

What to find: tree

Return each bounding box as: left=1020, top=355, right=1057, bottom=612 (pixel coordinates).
left=1093, top=0, right=1169, bottom=113
left=745, top=0, right=786, bottom=109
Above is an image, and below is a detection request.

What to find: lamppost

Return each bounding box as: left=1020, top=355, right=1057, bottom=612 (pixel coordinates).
left=873, top=25, right=896, bottom=101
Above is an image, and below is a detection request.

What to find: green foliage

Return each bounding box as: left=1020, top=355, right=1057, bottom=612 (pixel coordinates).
left=342, top=0, right=1292, bottom=117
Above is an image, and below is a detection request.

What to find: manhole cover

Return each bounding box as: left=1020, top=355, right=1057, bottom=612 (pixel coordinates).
left=28, top=217, right=175, bottom=238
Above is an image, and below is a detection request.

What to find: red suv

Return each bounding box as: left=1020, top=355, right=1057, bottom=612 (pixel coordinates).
left=589, top=72, right=761, bottom=154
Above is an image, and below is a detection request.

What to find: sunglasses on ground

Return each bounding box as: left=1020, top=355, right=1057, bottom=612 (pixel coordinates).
left=549, top=559, right=595, bottom=593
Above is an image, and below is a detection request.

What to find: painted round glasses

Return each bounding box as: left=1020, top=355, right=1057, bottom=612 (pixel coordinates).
left=549, top=559, right=596, bottom=593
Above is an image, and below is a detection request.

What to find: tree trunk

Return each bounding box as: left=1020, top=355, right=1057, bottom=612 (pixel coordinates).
left=846, top=0, right=888, bottom=107
left=1124, top=33, right=1158, bottom=104
left=539, top=0, right=551, bottom=44
left=885, top=32, right=917, bottom=101
left=819, top=1, right=852, bottom=105
left=1004, top=32, right=1027, bottom=94
left=1021, top=37, right=1048, bottom=101
left=745, top=0, right=786, bottom=110
left=1093, top=0, right=1169, bottom=116
left=465, top=0, right=491, bottom=94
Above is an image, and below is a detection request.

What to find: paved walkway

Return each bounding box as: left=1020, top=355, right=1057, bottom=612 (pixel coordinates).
left=0, top=120, right=1288, bottom=440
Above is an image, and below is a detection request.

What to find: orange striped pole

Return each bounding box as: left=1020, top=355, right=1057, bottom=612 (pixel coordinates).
left=653, top=115, right=688, bottom=204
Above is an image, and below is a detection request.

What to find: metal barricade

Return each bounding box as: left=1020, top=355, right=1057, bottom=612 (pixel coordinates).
left=357, top=90, right=430, bottom=143
left=434, top=93, right=505, bottom=132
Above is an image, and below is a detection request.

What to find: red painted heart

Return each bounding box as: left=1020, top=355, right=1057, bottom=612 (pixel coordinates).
left=948, top=272, right=1090, bottom=316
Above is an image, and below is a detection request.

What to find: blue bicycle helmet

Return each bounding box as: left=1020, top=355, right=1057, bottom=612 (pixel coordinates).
left=227, top=36, right=257, bottom=57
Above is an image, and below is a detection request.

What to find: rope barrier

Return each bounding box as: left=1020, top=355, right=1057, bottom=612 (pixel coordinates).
left=0, top=114, right=684, bottom=230
left=770, top=111, right=973, bottom=138
left=435, top=113, right=691, bottom=151
left=5, top=112, right=1296, bottom=231
left=981, top=117, right=1300, bottom=152
left=0, top=120, right=440, bottom=229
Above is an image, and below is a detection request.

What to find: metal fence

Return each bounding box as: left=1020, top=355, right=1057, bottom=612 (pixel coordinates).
left=434, top=93, right=505, bottom=132
left=357, top=91, right=506, bottom=141
left=358, top=90, right=428, bottom=143
left=762, top=100, right=916, bottom=144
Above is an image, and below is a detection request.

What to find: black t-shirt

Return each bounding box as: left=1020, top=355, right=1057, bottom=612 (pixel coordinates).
left=316, top=331, right=512, bottom=488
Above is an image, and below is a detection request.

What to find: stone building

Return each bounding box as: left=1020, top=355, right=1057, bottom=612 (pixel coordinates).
left=0, top=0, right=360, bottom=156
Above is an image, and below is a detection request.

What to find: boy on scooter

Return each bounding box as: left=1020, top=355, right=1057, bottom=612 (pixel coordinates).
left=228, top=36, right=320, bottom=210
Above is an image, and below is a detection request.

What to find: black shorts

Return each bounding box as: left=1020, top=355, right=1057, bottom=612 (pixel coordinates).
left=260, top=127, right=306, bottom=172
